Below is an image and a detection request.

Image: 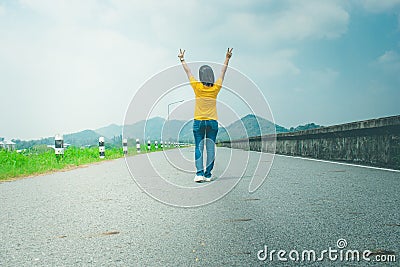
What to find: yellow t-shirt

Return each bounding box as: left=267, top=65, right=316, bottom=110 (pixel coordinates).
left=189, top=76, right=222, bottom=120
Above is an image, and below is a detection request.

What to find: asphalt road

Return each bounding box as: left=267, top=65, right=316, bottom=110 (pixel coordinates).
left=0, top=147, right=399, bottom=266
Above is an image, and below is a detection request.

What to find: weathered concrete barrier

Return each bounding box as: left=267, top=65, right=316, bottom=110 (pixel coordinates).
left=219, top=115, right=400, bottom=170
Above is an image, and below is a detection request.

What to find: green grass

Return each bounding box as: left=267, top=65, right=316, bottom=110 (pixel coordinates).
left=0, top=144, right=176, bottom=181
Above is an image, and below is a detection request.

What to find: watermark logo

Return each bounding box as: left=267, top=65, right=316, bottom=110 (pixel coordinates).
left=336, top=238, right=347, bottom=249
left=123, top=62, right=276, bottom=207
left=257, top=238, right=397, bottom=263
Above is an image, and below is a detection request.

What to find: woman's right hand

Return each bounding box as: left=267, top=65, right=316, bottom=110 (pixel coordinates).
left=226, top=48, right=233, bottom=59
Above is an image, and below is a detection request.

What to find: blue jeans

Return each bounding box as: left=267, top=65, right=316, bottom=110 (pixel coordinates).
left=193, top=120, right=218, bottom=178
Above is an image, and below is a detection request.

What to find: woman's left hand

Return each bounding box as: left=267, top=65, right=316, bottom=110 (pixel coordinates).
left=178, top=49, right=185, bottom=60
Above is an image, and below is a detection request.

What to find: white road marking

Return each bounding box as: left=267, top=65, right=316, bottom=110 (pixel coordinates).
left=274, top=154, right=400, bottom=173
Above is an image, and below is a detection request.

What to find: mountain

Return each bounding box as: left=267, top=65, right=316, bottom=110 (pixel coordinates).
left=121, top=114, right=292, bottom=143
left=122, top=117, right=195, bottom=142
left=123, top=117, right=169, bottom=141
left=64, top=130, right=105, bottom=147
left=94, top=114, right=321, bottom=144
left=12, top=115, right=322, bottom=149
left=13, top=129, right=108, bottom=149
left=177, top=120, right=194, bottom=142
left=216, top=114, right=289, bottom=142
left=95, top=124, right=122, bottom=139
left=289, top=123, right=322, bottom=132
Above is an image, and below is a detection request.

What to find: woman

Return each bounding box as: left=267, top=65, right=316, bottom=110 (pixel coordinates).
left=178, top=48, right=233, bottom=182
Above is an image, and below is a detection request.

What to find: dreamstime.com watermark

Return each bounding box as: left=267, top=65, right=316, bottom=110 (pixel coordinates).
left=257, top=239, right=397, bottom=263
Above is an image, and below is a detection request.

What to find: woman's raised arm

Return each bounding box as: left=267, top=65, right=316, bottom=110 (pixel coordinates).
left=178, top=49, right=193, bottom=79
left=218, top=48, right=233, bottom=82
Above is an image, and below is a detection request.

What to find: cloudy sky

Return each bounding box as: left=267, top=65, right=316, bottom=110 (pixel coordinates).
left=1, top=0, right=399, bottom=140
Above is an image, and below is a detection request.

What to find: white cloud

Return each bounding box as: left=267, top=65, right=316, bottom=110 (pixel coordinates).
left=378, top=50, right=400, bottom=63
left=271, top=1, right=349, bottom=40
left=359, top=0, right=400, bottom=12
left=285, top=68, right=339, bottom=94
left=3, top=0, right=391, bottom=140
left=375, top=50, right=400, bottom=74
left=309, top=68, right=339, bottom=88
left=399, top=13, right=400, bottom=28
left=0, top=5, right=170, bottom=139
left=0, top=4, right=5, bottom=16
left=15, top=0, right=350, bottom=48
left=357, top=0, right=400, bottom=29
left=19, top=0, right=103, bottom=21
left=255, top=49, right=300, bottom=77
left=213, top=0, right=349, bottom=45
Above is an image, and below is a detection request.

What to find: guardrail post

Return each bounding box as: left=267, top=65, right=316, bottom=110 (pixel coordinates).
left=136, top=139, right=141, bottom=153
left=123, top=138, right=128, bottom=155
left=55, top=134, right=64, bottom=159
left=99, top=137, right=105, bottom=159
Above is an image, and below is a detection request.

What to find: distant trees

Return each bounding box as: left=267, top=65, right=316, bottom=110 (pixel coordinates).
left=289, top=123, right=321, bottom=132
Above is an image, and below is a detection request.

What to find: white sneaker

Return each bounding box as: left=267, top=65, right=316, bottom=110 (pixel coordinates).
left=204, top=176, right=213, bottom=182
left=194, top=175, right=205, bottom=183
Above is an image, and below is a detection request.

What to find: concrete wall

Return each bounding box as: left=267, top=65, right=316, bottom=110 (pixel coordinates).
left=219, top=115, right=400, bottom=170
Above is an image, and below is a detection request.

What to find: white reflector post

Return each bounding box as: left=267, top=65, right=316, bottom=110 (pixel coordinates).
left=99, top=137, right=105, bottom=159
left=136, top=139, right=140, bottom=153
left=155, top=140, right=158, bottom=150
left=160, top=140, right=163, bottom=149
left=123, top=138, right=128, bottom=155
left=147, top=140, right=151, bottom=151
left=55, top=134, right=64, bottom=156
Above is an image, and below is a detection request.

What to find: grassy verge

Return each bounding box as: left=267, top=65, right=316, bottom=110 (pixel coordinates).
left=0, top=144, right=176, bottom=181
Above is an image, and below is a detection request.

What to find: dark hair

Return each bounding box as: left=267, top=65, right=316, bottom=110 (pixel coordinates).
left=199, top=65, right=214, bottom=87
